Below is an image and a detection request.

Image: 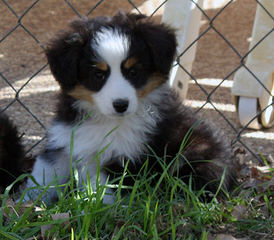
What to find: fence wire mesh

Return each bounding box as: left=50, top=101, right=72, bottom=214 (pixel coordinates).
left=0, top=0, right=273, bottom=162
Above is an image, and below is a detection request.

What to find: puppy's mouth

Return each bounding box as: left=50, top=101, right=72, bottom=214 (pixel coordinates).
left=107, top=111, right=133, bottom=118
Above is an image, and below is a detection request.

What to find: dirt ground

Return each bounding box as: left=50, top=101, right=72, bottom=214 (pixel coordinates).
left=0, top=0, right=273, bottom=161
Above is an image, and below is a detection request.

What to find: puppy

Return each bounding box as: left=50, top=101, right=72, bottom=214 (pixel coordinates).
left=21, top=12, right=235, bottom=204
left=0, top=113, right=26, bottom=193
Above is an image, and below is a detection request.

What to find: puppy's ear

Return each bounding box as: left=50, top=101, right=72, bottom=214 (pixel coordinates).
left=115, top=11, right=147, bottom=22
left=134, top=21, right=177, bottom=75
left=112, top=11, right=146, bottom=24
left=45, top=17, right=90, bottom=90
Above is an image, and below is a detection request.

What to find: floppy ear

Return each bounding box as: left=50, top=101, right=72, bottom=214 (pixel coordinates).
left=113, top=11, right=147, bottom=23
left=45, top=18, right=90, bottom=90
left=134, top=20, right=177, bottom=75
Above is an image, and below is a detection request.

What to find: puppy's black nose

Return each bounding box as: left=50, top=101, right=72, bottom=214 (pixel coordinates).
left=112, top=99, right=129, bottom=113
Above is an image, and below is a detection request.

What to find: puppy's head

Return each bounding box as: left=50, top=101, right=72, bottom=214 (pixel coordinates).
left=46, top=12, right=177, bottom=118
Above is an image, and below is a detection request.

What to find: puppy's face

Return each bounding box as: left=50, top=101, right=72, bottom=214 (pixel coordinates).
left=46, top=13, right=177, bottom=118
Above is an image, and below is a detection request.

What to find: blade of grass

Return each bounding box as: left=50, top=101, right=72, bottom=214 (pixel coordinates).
left=0, top=230, right=24, bottom=240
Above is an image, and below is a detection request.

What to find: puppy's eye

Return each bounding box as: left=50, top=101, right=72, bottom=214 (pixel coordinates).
left=128, top=67, right=138, bottom=78
left=94, top=71, right=106, bottom=81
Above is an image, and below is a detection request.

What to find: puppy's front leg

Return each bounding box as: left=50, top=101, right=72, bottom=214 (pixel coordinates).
left=22, top=152, right=70, bottom=204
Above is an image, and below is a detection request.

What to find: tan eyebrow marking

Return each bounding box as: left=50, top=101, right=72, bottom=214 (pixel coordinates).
left=124, top=57, right=138, bottom=69
left=95, top=62, right=108, bottom=71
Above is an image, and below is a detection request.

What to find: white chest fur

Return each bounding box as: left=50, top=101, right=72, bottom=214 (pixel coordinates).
left=47, top=104, right=160, bottom=167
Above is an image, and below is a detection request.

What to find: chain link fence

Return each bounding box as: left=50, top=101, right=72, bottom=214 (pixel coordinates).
left=0, top=0, right=273, bottom=162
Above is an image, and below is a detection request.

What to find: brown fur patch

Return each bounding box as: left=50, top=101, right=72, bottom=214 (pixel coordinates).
left=96, top=62, right=108, bottom=71
left=192, top=142, right=211, bottom=152
left=68, top=85, right=93, bottom=103
left=123, top=57, right=138, bottom=69
left=137, top=73, right=166, bottom=98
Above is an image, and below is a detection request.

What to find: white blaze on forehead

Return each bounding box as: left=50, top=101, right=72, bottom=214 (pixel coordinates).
left=91, top=27, right=136, bottom=117
left=92, top=28, right=130, bottom=65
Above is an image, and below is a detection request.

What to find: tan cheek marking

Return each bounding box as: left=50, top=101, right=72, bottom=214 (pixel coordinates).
left=96, top=62, right=108, bottom=71
left=68, top=85, right=94, bottom=104
left=124, top=57, right=138, bottom=69
left=137, top=73, right=166, bottom=98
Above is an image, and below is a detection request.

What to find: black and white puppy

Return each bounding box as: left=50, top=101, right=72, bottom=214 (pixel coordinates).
left=22, top=12, right=235, bottom=204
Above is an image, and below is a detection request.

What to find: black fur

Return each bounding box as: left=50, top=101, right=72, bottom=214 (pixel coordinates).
left=0, top=114, right=26, bottom=192
left=54, top=93, right=79, bottom=124
left=149, top=90, right=235, bottom=192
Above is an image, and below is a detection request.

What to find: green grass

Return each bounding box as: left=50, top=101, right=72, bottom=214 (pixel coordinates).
left=0, top=121, right=273, bottom=239
left=1, top=158, right=273, bottom=240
